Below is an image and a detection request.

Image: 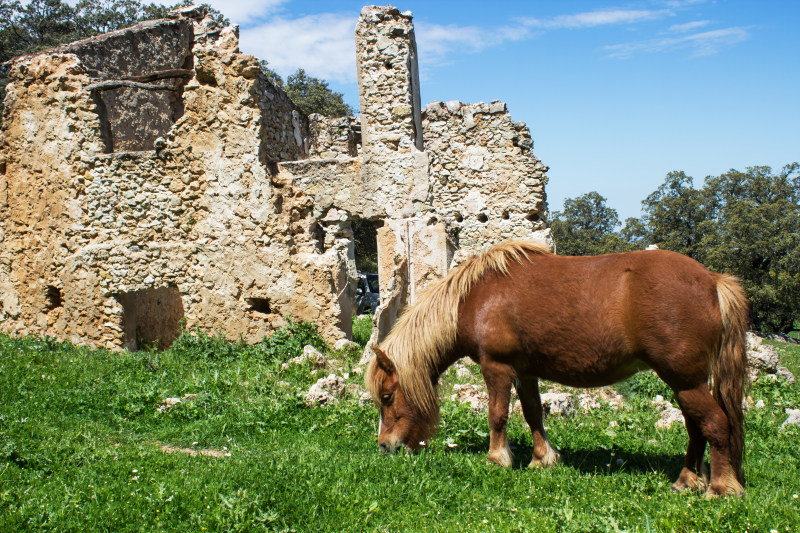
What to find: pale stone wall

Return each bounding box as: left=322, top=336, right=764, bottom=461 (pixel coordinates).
left=0, top=4, right=553, bottom=351
left=0, top=8, right=339, bottom=349
left=423, top=100, right=552, bottom=251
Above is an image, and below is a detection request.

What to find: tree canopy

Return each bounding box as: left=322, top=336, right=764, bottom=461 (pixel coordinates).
left=550, top=191, right=637, bottom=256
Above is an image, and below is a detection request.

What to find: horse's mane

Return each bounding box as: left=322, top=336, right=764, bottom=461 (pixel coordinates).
left=366, top=240, right=551, bottom=426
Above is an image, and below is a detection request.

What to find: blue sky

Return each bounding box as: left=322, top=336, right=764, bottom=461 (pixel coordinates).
left=189, top=1, right=799, bottom=221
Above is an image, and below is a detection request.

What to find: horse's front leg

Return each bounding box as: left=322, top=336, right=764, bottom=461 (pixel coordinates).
left=516, top=375, right=560, bottom=468
left=480, top=359, right=515, bottom=467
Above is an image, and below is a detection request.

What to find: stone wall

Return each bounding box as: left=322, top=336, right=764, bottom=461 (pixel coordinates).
left=0, top=5, right=552, bottom=351
left=423, top=100, right=551, bottom=250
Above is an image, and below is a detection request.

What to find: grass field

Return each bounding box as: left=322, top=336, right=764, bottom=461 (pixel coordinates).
left=1, top=324, right=799, bottom=532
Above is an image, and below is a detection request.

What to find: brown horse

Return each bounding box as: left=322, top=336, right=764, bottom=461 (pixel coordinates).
left=366, top=240, right=749, bottom=497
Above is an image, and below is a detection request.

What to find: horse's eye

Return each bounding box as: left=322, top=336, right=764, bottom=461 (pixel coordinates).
left=381, top=393, right=393, bottom=404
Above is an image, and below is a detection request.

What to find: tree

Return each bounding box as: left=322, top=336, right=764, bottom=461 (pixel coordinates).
left=702, top=164, right=800, bottom=333
left=74, top=0, right=146, bottom=36
left=284, top=68, right=353, bottom=118
left=640, top=171, right=713, bottom=261
left=550, top=191, right=635, bottom=256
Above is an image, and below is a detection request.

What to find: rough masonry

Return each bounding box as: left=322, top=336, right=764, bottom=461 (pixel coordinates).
left=0, top=5, right=551, bottom=351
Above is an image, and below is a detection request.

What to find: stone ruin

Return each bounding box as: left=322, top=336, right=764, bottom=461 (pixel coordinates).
left=0, top=5, right=551, bottom=351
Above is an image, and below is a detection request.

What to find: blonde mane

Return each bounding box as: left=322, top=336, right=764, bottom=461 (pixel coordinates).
left=366, top=240, right=551, bottom=424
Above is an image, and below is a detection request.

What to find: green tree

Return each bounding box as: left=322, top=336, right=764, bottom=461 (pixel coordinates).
left=703, top=164, right=800, bottom=333
left=284, top=68, right=353, bottom=117
left=550, top=191, right=634, bottom=256
left=74, top=0, right=146, bottom=36
left=640, top=171, right=713, bottom=261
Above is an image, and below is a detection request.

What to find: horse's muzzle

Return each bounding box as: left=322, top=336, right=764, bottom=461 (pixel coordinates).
left=379, top=441, right=404, bottom=453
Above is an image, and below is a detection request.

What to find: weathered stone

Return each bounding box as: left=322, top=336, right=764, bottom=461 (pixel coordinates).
left=304, top=373, right=346, bottom=407
left=451, top=383, right=488, bottom=412
left=333, top=338, right=359, bottom=351
left=655, top=406, right=685, bottom=429
left=776, top=366, right=795, bottom=384
left=780, top=409, right=800, bottom=430
left=0, top=5, right=552, bottom=352
left=541, top=392, right=575, bottom=416
left=746, top=332, right=779, bottom=372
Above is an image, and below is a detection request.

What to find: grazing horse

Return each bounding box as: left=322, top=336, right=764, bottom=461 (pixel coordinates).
left=366, top=240, right=749, bottom=497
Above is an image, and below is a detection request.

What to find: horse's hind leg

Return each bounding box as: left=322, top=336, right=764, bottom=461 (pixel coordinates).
left=480, top=359, right=515, bottom=467
left=671, top=415, right=708, bottom=492
left=516, top=375, right=560, bottom=468
left=674, top=384, right=743, bottom=497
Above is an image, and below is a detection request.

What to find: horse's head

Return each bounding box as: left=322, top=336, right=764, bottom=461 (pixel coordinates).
left=367, top=346, right=431, bottom=453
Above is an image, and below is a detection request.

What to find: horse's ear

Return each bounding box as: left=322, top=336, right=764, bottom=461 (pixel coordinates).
left=373, top=345, right=395, bottom=375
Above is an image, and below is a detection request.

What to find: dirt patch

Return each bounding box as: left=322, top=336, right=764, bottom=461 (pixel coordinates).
left=158, top=443, right=231, bottom=458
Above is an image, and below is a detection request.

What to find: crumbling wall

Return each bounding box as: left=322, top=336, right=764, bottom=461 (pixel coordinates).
left=0, top=8, right=338, bottom=349
left=308, top=115, right=360, bottom=159
left=67, top=18, right=195, bottom=152
left=0, top=4, right=553, bottom=351
left=423, top=100, right=551, bottom=250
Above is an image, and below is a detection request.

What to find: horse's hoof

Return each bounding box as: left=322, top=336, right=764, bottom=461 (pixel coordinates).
left=528, top=447, right=560, bottom=469
left=487, top=449, right=513, bottom=468
left=671, top=471, right=707, bottom=492
left=704, top=481, right=745, bottom=499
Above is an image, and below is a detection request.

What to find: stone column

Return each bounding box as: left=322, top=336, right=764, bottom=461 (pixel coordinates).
left=356, top=5, right=423, bottom=155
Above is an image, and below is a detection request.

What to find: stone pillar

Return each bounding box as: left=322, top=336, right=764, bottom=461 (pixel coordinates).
left=356, top=5, right=423, bottom=155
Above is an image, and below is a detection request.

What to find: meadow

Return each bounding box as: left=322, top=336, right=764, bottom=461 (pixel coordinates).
left=1, top=319, right=799, bottom=532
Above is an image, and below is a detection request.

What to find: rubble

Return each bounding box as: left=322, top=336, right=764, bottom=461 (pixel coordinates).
left=451, top=383, right=489, bottom=411
left=304, top=374, right=346, bottom=407
left=781, top=409, right=800, bottom=430
left=541, top=392, right=575, bottom=417
left=280, top=345, right=326, bottom=370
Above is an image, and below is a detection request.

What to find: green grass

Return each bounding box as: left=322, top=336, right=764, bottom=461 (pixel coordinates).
left=352, top=314, right=374, bottom=347
left=764, top=339, right=800, bottom=379
left=2, top=329, right=799, bottom=532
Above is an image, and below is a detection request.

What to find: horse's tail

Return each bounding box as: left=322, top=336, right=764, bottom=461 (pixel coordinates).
left=713, top=273, right=749, bottom=484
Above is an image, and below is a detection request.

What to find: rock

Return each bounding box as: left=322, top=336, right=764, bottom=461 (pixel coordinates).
left=452, top=362, right=472, bottom=380
left=451, top=383, right=488, bottom=411
left=445, top=100, right=462, bottom=114
left=780, top=409, right=800, bottom=430
left=578, top=393, right=601, bottom=412
left=157, top=397, right=182, bottom=412
left=304, top=374, right=346, bottom=407
left=651, top=394, right=671, bottom=411
left=655, top=406, right=685, bottom=429
left=156, top=393, right=199, bottom=412
left=281, top=345, right=326, bottom=370
left=746, top=332, right=779, bottom=372
left=359, top=391, right=373, bottom=406
left=776, top=366, right=795, bottom=384
left=541, top=392, right=574, bottom=416
left=333, top=338, right=359, bottom=351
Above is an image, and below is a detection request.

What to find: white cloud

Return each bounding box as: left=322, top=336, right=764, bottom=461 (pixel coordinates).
left=239, top=13, right=357, bottom=83
left=605, top=26, right=750, bottom=58
left=201, top=0, right=288, bottom=25
left=415, top=22, right=530, bottom=64
left=668, top=20, right=712, bottom=33
left=522, top=9, right=671, bottom=29
left=663, top=0, right=709, bottom=7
